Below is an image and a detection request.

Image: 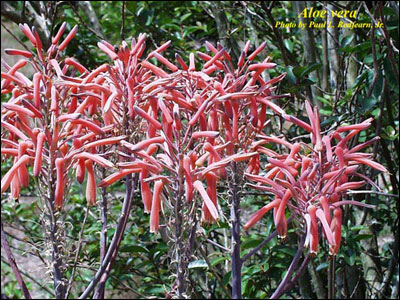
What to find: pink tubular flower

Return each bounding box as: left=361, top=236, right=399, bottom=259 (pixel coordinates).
left=194, top=180, right=219, bottom=221
left=2, top=24, right=118, bottom=210
left=85, top=160, right=97, bottom=206
left=244, top=99, right=386, bottom=256
left=150, top=180, right=164, bottom=233
left=1, top=155, right=30, bottom=194
left=55, top=158, right=65, bottom=208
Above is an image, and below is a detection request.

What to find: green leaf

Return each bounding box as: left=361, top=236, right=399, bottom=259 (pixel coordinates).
left=359, top=96, right=377, bottom=113
left=363, top=52, right=383, bottom=65
left=300, top=63, right=322, bottom=78
left=126, top=2, right=138, bottom=14
left=293, top=66, right=307, bottom=79
left=373, top=70, right=384, bottom=99
left=211, top=256, right=228, bottom=266
left=241, top=237, right=264, bottom=250
left=222, top=271, right=232, bottom=286
left=180, top=12, right=192, bottom=22
left=344, top=250, right=356, bottom=266
left=285, top=66, right=297, bottom=84
left=299, top=78, right=315, bottom=87
left=276, top=247, right=297, bottom=256
left=341, top=34, right=354, bottom=48
left=284, top=39, right=293, bottom=53
left=354, top=234, right=373, bottom=241
left=350, top=225, right=369, bottom=231
left=120, top=245, right=149, bottom=253
left=384, top=58, right=398, bottom=93
left=184, top=26, right=204, bottom=37
left=316, top=262, right=329, bottom=271
left=341, top=41, right=371, bottom=54
left=353, top=71, right=368, bottom=89
left=188, top=260, right=208, bottom=269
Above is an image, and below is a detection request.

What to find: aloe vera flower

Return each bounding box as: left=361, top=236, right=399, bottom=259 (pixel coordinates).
left=244, top=100, right=387, bottom=256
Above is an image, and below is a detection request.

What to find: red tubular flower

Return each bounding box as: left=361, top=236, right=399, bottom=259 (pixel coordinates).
left=202, top=173, right=218, bottom=223
left=19, top=23, right=37, bottom=46
left=55, top=158, right=65, bottom=208
left=33, top=132, right=46, bottom=176
left=17, top=141, right=30, bottom=188
left=58, top=25, right=78, bottom=51
left=307, top=205, right=319, bottom=255
left=150, top=180, right=164, bottom=233
left=52, top=22, right=67, bottom=45
left=1, top=155, right=30, bottom=193
left=194, top=180, right=219, bottom=221
left=141, top=60, right=169, bottom=78
left=98, top=41, right=118, bottom=60
left=99, top=169, right=142, bottom=188
left=153, top=52, right=178, bottom=72
left=85, top=160, right=97, bottom=206
left=329, top=208, right=343, bottom=256
left=4, top=48, right=32, bottom=58
left=33, top=73, right=42, bottom=109
left=274, top=189, right=292, bottom=239
left=10, top=163, right=21, bottom=200
left=140, top=170, right=153, bottom=213
left=247, top=41, right=266, bottom=61
left=244, top=198, right=281, bottom=230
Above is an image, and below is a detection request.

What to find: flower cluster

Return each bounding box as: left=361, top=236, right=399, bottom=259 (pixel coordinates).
left=243, top=100, right=387, bottom=255
left=1, top=24, right=386, bottom=258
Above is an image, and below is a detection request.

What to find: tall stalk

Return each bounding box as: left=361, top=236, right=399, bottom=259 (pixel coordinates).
left=229, top=161, right=242, bottom=299
left=175, top=154, right=186, bottom=298
left=328, top=256, right=336, bottom=299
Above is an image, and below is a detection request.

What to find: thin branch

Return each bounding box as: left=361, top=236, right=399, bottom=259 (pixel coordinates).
left=67, top=1, right=104, bottom=40
left=346, top=190, right=399, bottom=198
left=206, top=238, right=230, bottom=252
left=241, top=215, right=294, bottom=263
left=378, top=2, right=399, bottom=84
left=76, top=264, right=146, bottom=298
left=1, top=258, right=54, bottom=297
left=93, top=167, right=108, bottom=299
left=24, top=1, right=50, bottom=42
left=120, top=1, right=125, bottom=41
left=1, top=1, right=25, bottom=24
left=1, top=22, right=31, bottom=52
left=77, top=2, right=105, bottom=38
left=197, top=241, right=231, bottom=298
left=260, top=1, right=294, bottom=66
left=78, top=175, right=135, bottom=299
left=281, top=254, right=311, bottom=295
left=65, top=205, right=90, bottom=299
left=270, top=234, right=306, bottom=299
left=1, top=223, right=32, bottom=299
left=328, top=257, right=336, bottom=299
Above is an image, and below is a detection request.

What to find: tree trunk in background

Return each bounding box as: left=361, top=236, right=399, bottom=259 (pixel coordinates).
left=321, top=20, right=330, bottom=92
left=77, top=2, right=105, bottom=39
left=355, top=212, right=383, bottom=298
left=336, top=267, right=346, bottom=299
left=298, top=266, right=314, bottom=299
left=327, top=3, right=340, bottom=91
left=210, top=2, right=241, bottom=64
left=343, top=2, right=358, bottom=88
left=295, top=1, right=322, bottom=107
left=345, top=264, right=366, bottom=299
left=308, top=260, right=326, bottom=299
